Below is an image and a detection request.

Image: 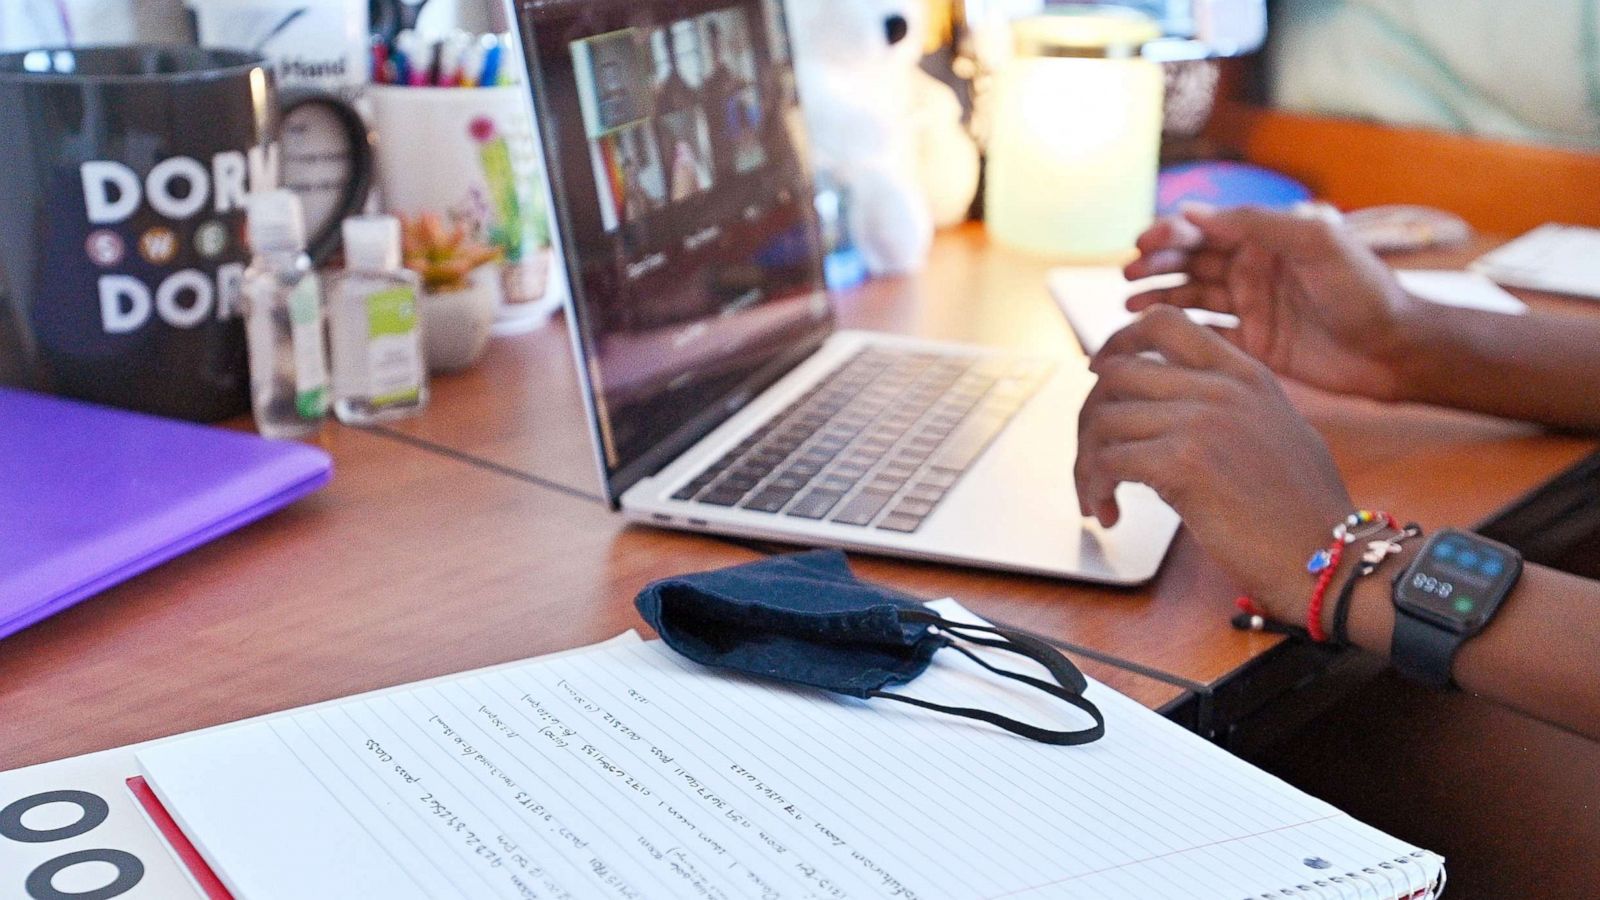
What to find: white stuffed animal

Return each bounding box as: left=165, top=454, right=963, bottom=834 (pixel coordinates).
left=786, top=0, right=981, bottom=275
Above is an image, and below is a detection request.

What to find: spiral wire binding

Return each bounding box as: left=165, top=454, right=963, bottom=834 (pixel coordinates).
left=1239, top=851, right=1445, bottom=900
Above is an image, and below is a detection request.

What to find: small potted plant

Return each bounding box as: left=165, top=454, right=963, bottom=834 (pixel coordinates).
left=401, top=212, right=503, bottom=373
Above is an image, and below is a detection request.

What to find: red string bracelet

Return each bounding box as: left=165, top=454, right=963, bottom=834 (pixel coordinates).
left=1304, top=538, right=1346, bottom=643
left=1234, top=510, right=1399, bottom=643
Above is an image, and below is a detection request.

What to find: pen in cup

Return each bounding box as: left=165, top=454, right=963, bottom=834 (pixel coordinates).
left=371, top=29, right=518, bottom=88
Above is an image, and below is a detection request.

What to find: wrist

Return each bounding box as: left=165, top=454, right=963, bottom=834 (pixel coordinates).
left=1382, top=296, right=1453, bottom=405
left=1252, top=502, right=1354, bottom=625
left=1328, top=532, right=1422, bottom=648
left=1337, top=561, right=1402, bottom=655
left=1243, top=512, right=1416, bottom=643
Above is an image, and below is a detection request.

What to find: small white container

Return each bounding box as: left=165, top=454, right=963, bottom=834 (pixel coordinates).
left=329, top=215, right=429, bottom=424
left=242, top=190, right=328, bottom=440
left=421, top=266, right=502, bottom=373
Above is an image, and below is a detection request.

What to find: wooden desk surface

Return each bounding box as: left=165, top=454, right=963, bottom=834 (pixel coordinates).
left=0, top=424, right=1183, bottom=772
left=5, top=226, right=1595, bottom=772
left=383, top=226, right=1600, bottom=688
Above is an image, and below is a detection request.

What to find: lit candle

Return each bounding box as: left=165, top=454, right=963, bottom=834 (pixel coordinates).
left=985, top=8, right=1164, bottom=261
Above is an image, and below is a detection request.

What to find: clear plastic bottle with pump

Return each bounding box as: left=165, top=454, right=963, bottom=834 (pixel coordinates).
left=242, top=190, right=329, bottom=440
left=329, top=215, right=429, bottom=424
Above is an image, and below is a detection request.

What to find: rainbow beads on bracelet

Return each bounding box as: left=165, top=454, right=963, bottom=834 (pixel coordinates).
left=1333, top=510, right=1398, bottom=544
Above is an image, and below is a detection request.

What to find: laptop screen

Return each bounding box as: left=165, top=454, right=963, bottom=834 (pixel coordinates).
left=514, top=0, right=833, bottom=503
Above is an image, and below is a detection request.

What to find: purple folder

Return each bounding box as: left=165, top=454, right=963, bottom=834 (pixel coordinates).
left=0, top=388, right=332, bottom=639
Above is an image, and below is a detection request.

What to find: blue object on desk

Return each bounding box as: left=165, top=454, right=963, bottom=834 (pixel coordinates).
left=0, top=388, right=332, bottom=639
left=1157, top=161, right=1312, bottom=215
left=637, top=550, right=938, bottom=698
left=635, top=549, right=1106, bottom=744
left=823, top=247, right=868, bottom=290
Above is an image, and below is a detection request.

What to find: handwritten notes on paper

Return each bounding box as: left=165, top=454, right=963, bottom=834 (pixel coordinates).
left=140, top=644, right=936, bottom=899
left=138, top=626, right=1439, bottom=899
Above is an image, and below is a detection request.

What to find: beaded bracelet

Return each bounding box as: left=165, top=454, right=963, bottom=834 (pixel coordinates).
left=1300, top=538, right=1342, bottom=643
left=1331, top=523, right=1424, bottom=647
left=1232, top=510, right=1399, bottom=642
left=1307, top=511, right=1398, bottom=642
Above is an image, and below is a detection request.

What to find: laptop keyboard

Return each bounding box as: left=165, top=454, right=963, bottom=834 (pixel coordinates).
left=669, top=348, right=1054, bottom=534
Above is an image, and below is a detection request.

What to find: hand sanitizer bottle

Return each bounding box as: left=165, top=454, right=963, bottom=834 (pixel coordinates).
left=243, top=190, right=329, bottom=440
left=330, top=215, right=429, bottom=424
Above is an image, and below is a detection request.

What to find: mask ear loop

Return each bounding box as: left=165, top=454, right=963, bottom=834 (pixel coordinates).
left=866, top=610, right=1107, bottom=746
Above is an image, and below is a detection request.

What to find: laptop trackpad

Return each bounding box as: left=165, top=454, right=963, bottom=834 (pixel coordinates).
left=919, top=366, right=1180, bottom=584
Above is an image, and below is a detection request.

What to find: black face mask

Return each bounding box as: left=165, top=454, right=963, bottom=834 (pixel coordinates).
left=634, top=550, right=1105, bottom=746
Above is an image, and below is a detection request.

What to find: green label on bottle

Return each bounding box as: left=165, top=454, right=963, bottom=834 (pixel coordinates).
left=288, top=276, right=328, bottom=420
left=367, top=287, right=418, bottom=337
left=296, top=386, right=329, bottom=419
left=366, top=286, right=423, bottom=409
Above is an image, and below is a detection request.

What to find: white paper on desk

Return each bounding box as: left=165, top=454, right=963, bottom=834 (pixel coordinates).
left=1050, top=266, right=1527, bottom=357
left=137, top=602, right=1441, bottom=900
left=0, top=633, right=642, bottom=900
left=1048, top=268, right=1238, bottom=356
left=1471, top=223, right=1600, bottom=300
left=1395, top=270, right=1528, bottom=315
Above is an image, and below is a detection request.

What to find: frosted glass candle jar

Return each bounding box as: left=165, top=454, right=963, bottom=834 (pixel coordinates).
left=985, top=8, right=1164, bottom=261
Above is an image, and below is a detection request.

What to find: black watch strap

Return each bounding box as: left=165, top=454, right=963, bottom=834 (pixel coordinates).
left=1390, top=609, right=1460, bottom=689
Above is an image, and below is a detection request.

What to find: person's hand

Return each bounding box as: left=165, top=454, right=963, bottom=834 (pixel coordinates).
left=1076, top=306, right=1354, bottom=619
left=1123, top=206, right=1423, bottom=402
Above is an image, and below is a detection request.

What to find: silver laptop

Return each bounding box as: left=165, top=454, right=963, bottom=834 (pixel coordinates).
left=512, top=0, right=1179, bottom=583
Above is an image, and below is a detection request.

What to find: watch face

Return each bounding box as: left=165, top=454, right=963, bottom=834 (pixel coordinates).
left=1397, top=531, right=1521, bottom=634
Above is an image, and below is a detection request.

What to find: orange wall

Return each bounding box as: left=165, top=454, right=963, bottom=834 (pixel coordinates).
left=1207, top=103, right=1600, bottom=235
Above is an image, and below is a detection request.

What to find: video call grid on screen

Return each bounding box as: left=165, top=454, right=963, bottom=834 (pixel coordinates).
left=517, top=0, right=832, bottom=494
left=573, top=11, right=771, bottom=229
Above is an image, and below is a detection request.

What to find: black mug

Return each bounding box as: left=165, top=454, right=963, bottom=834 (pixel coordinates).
left=0, top=46, right=372, bottom=422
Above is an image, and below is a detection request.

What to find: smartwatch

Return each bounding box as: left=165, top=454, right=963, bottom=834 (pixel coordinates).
left=1391, top=529, right=1522, bottom=689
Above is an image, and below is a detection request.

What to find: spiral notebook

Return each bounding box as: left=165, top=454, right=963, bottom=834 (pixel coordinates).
left=125, top=601, right=1444, bottom=899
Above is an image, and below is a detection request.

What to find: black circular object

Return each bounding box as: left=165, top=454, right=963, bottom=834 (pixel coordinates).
left=0, top=790, right=109, bottom=844
left=23, top=849, right=145, bottom=900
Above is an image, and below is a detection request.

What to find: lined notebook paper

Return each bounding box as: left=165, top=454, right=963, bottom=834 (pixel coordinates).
left=138, top=602, right=1443, bottom=899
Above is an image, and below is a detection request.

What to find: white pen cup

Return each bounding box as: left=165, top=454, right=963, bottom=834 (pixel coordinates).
left=368, top=84, right=565, bottom=331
